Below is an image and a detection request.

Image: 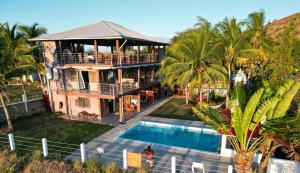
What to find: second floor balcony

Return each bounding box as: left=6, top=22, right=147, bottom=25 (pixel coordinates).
left=55, top=53, right=160, bottom=66
left=55, top=81, right=139, bottom=98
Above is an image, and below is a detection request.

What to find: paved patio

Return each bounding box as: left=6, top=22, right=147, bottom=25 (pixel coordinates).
left=63, top=97, right=171, bottom=126
left=66, top=97, right=233, bottom=172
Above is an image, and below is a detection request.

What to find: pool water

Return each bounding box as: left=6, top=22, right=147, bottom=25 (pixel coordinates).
left=119, top=121, right=221, bottom=153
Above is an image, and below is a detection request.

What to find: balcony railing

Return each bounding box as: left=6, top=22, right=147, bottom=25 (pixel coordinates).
left=55, top=81, right=139, bottom=96
left=55, top=53, right=160, bottom=65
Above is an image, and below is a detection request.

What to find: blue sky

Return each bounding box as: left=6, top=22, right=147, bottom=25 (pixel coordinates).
left=1, top=0, right=299, bottom=39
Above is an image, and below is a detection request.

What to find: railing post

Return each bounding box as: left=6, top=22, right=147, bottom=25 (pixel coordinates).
left=123, top=149, right=128, bottom=170
left=8, top=133, right=15, bottom=151
left=22, top=94, right=28, bottom=112
left=42, top=138, right=48, bottom=157
left=220, top=134, right=227, bottom=156
left=171, top=156, right=176, bottom=173
left=80, top=143, right=86, bottom=163
left=228, top=165, right=233, bottom=173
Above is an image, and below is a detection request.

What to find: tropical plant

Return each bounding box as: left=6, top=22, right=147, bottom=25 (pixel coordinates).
left=265, top=19, right=300, bottom=87
left=18, top=23, right=47, bottom=90
left=192, top=80, right=300, bottom=173
left=258, top=116, right=300, bottom=172
left=214, top=17, right=267, bottom=108
left=0, top=23, right=37, bottom=130
left=159, top=19, right=227, bottom=104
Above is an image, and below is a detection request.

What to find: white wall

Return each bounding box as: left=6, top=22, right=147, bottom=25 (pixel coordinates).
left=267, top=158, right=300, bottom=173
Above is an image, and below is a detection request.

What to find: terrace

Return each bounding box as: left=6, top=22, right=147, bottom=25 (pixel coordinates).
left=55, top=81, right=139, bottom=99
left=55, top=52, right=160, bottom=66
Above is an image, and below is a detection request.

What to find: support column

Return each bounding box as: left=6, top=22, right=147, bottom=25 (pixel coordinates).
left=137, top=46, right=140, bottom=63
left=119, top=96, right=124, bottom=122
left=111, top=46, right=114, bottom=54
left=152, top=66, right=155, bottom=104
left=113, top=99, right=116, bottom=112
left=62, top=69, right=69, bottom=117
left=116, top=40, right=121, bottom=64
left=137, top=92, right=141, bottom=112
left=138, top=67, right=141, bottom=87
left=147, top=45, right=151, bottom=63
left=151, top=45, right=155, bottom=62
left=94, top=40, right=98, bottom=63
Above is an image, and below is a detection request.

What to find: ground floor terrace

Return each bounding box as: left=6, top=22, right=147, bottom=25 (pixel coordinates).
left=66, top=99, right=233, bottom=172
left=52, top=84, right=167, bottom=123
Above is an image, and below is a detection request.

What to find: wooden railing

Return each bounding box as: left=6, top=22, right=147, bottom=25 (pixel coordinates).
left=55, top=53, right=160, bottom=65
left=56, top=81, right=139, bottom=96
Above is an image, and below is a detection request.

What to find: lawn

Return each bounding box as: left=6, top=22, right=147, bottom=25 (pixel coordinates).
left=0, top=112, right=114, bottom=158
left=148, top=98, right=198, bottom=121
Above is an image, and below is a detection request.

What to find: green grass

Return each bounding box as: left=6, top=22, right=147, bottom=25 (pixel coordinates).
left=148, top=98, right=198, bottom=121
left=0, top=112, right=114, bottom=159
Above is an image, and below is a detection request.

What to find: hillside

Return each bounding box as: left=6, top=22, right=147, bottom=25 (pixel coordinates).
left=267, top=13, right=300, bottom=39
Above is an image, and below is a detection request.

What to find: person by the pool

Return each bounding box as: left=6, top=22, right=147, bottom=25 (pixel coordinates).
left=142, top=145, right=155, bottom=169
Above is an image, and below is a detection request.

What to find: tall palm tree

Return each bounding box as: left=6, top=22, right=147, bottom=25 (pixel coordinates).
left=159, top=20, right=227, bottom=104
left=0, top=23, right=36, bottom=130
left=19, top=23, right=47, bottom=90
left=192, top=80, right=300, bottom=173
left=246, top=10, right=269, bottom=49
left=215, top=17, right=266, bottom=108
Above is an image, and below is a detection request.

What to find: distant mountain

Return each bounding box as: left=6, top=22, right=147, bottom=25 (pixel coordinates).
left=267, top=13, right=300, bottom=39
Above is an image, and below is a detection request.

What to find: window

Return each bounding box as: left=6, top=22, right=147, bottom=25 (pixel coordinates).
left=75, top=97, right=90, bottom=108
left=59, top=102, right=63, bottom=109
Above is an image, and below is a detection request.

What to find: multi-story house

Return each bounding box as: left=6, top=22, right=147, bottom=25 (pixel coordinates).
left=31, top=21, right=168, bottom=122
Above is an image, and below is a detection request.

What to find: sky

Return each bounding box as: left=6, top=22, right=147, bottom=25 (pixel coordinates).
left=1, top=0, right=300, bottom=39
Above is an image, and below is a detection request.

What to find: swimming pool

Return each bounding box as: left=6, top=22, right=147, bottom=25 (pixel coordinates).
left=118, top=121, right=221, bottom=153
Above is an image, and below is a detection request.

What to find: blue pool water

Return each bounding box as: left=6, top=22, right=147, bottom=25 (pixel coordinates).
left=119, top=121, right=221, bottom=153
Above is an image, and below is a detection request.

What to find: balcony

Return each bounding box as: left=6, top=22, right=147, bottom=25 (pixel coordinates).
left=55, top=81, right=139, bottom=98
left=55, top=53, right=160, bottom=66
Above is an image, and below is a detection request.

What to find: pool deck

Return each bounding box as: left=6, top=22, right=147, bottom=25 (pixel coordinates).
left=66, top=97, right=233, bottom=172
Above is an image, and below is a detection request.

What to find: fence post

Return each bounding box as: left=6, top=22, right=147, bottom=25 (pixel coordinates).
left=228, top=165, right=233, bottom=173
left=171, top=156, right=176, bottom=173
left=80, top=143, right=86, bottom=163
left=42, top=138, right=48, bottom=157
left=8, top=133, right=15, bottom=151
left=22, top=94, right=28, bottom=112
left=123, top=149, right=128, bottom=169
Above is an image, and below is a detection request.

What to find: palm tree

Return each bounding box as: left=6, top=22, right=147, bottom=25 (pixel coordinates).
left=159, top=20, right=227, bottom=104
left=0, top=23, right=36, bottom=130
left=258, top=116, right=300, bottom=173
left=246, top=10, right=269, bottom=49
left=215, top=17, right=267, bottom=108
left=192, top=80, right=300, bottom=173
left=18, top=23, right=47, bottom=90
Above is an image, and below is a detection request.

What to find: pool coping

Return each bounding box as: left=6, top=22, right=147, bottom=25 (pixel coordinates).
left=116, top=120, right=221, bottom=156
left=66, top=97, right=233, bottom=172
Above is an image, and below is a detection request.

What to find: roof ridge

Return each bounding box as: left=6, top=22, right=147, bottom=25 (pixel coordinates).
left=102, top=21, right=124, bottom=37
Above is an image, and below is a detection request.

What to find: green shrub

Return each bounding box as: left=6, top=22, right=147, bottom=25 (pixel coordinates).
left=0, top=150, right=20, bottom=173
left=101, top=162, right=122, bottom=173
left=24, top=160, right=73, bottom=173
left=73, top=159, right=83, bottom=171
left=30, top=150, right=43, bottom=161
left=85, top=157, right=101, bottom=173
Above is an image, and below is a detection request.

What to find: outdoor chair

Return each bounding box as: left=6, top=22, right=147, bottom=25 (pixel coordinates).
left=192, top=162, right=205, bottom=173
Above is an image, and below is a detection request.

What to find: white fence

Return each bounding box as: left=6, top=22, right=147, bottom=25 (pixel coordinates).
left=1, top=133, right=298, bottom=173
left=0, top=133, right=236, bottom=173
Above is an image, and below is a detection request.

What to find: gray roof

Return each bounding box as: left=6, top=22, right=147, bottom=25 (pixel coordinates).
left=30, top=21, right=168, bottom=44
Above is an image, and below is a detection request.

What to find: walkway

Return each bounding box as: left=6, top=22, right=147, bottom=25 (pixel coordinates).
left=66, top=97, right=233, bottom=172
